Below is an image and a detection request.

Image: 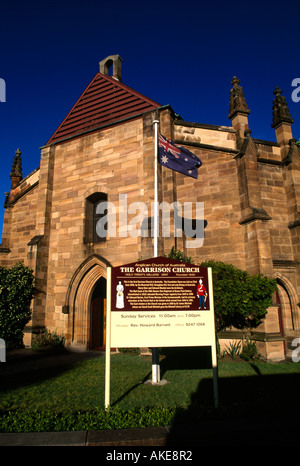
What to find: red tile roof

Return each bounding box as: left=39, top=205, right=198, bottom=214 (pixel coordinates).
left=46, top=72, right=161, bottom=144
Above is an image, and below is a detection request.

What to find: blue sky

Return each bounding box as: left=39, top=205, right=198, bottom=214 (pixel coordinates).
left=1, top=0, right=300, bottom=239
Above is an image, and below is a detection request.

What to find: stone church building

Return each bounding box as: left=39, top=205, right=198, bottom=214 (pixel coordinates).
left=1, top=54, right=299, bottom=360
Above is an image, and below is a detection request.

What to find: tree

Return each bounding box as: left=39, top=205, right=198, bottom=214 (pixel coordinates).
left=199, top=260, right=277, bottom=332
left=0, top=262, right=35, bottom=348
left=166, top=249, right=277, bottom=332
left=165, top=246, right=193, bottom=264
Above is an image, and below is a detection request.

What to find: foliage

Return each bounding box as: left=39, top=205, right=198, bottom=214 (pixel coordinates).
left=117, top=347, right=141, bottom=355
left=240, top=338, right=260, bottom=361
left=296, top=138, right=300, bottom=148
left=0, top=406, right=176, bottom=433
left=221, top=338, right=260, bottom=361
left=165, top=246, right=193, bottom=264
left=199, top=260, right=277, bottom=332
left=0, top=262, right=35, bottom=348
left=224, top=340, right=242, bottom=359
left=31, top=329, right=66, bottom=351
left=165, top=251, right=277, bottom=333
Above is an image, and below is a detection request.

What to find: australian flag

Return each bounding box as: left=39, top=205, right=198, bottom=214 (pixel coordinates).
left=158, top=133, right=202, bottom=179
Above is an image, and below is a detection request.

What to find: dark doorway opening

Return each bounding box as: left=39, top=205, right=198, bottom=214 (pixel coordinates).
left=90, top=277, right=106, bottom=350
left=276, top=290, right=286, bottom=355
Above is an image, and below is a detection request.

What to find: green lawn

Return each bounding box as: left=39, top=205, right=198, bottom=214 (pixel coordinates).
left=1, top=350, right=300, bottom=421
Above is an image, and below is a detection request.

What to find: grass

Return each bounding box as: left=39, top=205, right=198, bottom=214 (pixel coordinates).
left=1, top=353, right=204, bottom=411
left=1, top=348, right=300, bottom=431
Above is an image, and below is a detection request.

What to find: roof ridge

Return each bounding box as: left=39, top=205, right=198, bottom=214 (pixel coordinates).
left=96, top=72, right=161, bottom=107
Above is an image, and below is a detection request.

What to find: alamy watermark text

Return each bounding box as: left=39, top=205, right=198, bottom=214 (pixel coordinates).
left=291, top=78, right=300, bottom=103
left=292, top=337, right=300, bottom=362
left=96, top=194, right=204, bottom=248
left=0, top=78, right=6, bottom=102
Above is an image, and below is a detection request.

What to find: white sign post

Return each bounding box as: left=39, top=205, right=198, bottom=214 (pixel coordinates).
left=105, top=267, right=112, bottom=409
left=0, top=338, right=6, bottom=362
left=105, top=257, right=218, bottom=409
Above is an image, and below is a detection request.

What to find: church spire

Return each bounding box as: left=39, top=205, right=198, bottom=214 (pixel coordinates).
left=228, top=77, right=250, bottom=139
left=10, top=148, right=23, bottom=189
left=271, top=87, right=294, bottom=147
left=228, top=76, right=250, bottom=119
left=271, top=87, right=294, bottom=128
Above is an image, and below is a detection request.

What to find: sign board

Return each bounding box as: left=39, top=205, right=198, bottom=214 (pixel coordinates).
left=109, top=257, right=215, bottom=348
left=105, top=257, right=218, bottom=408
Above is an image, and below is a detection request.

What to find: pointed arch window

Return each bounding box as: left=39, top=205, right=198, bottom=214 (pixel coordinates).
left=85, top=192, right=108, bottom=244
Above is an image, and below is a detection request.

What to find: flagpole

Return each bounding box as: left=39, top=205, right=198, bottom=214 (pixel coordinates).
left=152, top=119, right=160, bottom=384
left=153, top=120, right=159, bottom=258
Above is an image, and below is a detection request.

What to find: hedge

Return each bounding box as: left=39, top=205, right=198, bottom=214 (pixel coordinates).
left=0, top=262, right=35, bottom=348
left=166, top=248, right=278, bottom=332
left=0, top=406, right=176, bottom=433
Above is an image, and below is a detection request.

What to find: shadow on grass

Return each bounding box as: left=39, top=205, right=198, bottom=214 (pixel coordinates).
left=111, top=371, right=152, bottom=406
left=160, top=346, right=213, bottom=375
left=2, top=348, right=300, bottom=444
left=0, top=349, right=104, bottom=392
left=166, top=371, right=300, bottom=445
left=163, top=348, right=300, bottom=446
left=110, top=347, right=212, bottom=406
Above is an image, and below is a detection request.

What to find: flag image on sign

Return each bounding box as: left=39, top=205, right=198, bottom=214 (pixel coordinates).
left=158, top=133, right=202, bottom=179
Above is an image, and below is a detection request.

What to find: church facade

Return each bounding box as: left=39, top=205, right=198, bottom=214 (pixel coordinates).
left=1, top=55, right=300, bottom=360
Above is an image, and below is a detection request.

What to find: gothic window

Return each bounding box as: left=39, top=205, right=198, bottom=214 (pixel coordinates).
left=85, top=193, right=108, bottom=244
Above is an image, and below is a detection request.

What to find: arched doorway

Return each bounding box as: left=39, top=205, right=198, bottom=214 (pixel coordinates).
left=276, top=277, right=297, bottom=333
left=90, top=277, right=107, bottom=349
left=274, top=274, right=300, bottom=359
left=65, top=255, right=111, bottom=350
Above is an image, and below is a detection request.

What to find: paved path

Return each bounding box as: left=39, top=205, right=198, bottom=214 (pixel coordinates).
left=1, top=348, right=105, bottom=375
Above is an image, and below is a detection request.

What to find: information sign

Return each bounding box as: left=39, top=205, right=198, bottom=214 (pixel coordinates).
left=105, top=257, right=218, bottom=408
left=109, top=257, right=214, bottom=347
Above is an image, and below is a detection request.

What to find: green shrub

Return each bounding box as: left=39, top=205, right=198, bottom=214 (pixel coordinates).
left=164, top=252, right=277, bottom=333
left=200, top=260, right=277, bottom=332
left=118, top=347, right=141, bottom=355
left=31, top=329, right=66, bottom=351
left=240, top=338, right=260, bottom=361
left=224, top=340, right=242, bottom=359
left=0, top=262, right=35, bottom=348
left=165, top=246, right=193, bottom=264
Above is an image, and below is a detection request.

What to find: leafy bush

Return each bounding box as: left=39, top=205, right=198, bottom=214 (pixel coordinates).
left=221, top=338, right=260, bottom=361
left=240, top=338, right=260, bottom=361
left=118, top=347, right=141, bottom=355
left=166, top=246, right=193, bottom=264
left=199, top=260, right=277, bottom=332
left=0, top=262, right=35, bottom=348
left=165, top=251, right=277, bottom=333
left=224, top=340, right=242, bottom=360
left=31, top=329, right=66, bottom=351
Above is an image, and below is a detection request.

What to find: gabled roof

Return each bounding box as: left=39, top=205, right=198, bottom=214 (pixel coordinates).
left=46, top=72, right=161, bottom=145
